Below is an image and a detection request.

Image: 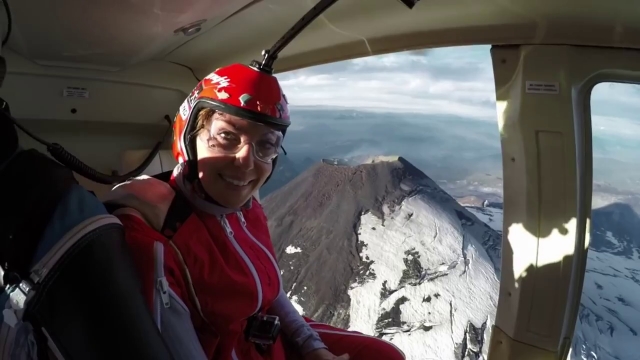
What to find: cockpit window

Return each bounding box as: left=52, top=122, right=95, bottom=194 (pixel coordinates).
left=268, top=45, right=502, bottom=359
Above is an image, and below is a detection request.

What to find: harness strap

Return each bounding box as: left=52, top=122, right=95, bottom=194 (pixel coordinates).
left=165, top=240, right=214, bottom=330
left=151, top=172, right=215, bottom=331
left=159, top=186, right=192, bottom=239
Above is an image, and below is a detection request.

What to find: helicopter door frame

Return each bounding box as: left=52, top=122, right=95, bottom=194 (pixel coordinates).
left=487, top=44, right=640, bottom=360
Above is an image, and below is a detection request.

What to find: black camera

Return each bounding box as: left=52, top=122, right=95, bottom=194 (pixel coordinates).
left=244, top=314, right=281, bottom=345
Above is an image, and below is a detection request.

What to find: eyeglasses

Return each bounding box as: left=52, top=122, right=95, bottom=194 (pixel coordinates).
left=204, top=119, right=283, bottom=163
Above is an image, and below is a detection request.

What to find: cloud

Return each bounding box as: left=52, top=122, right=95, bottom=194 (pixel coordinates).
left=278, top=46, right=640, bottom=131
left=591, top=82, right=640, bottom=129
left=275, top=46, right=640, bottom=194
left=278, top=45, right=497, bottom=121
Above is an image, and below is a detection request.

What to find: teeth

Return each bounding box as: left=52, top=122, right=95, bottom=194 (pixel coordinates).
left=221, top=175, right=250, bottom=186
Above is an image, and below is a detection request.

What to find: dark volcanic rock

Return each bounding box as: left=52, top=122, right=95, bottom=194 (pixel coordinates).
left=590, top=202, right=640, bottom=258
left=260, top=155, right=301, bottom=198
left=263, top=156, right=502, bottom=330
left=263, top=157, right=425, bottom=327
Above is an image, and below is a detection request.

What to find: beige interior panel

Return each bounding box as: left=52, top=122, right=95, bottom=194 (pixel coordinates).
left=527, top=131, right=569, bottom=339
left=0, top=49, right=196, bottom=131
left=0, top=71, right=186, bottom=124
left=121, top=150, right=163, bottom=177
left=121, top=149, right=177, bottom=176
left=488, top=325, right=557, bottom=360
left=488, top=44, right=640, bottom=359
left=1, top=49, right=196, bottom=93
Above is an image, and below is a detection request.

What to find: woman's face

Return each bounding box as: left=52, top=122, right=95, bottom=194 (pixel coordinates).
left=194, top=112, right=281, bottom=209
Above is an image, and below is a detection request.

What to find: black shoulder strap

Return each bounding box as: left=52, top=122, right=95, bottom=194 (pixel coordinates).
left=151, top=171, right=193, bottom=239
left=105, top=171, right=193, bottom=239
left=151, top=170, right=173, bottom=183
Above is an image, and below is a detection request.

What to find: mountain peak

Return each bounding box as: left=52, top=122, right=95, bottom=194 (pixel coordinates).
left=264, top=156, right=437, bottom=226
left=363, top=155, right=403, bottom=164
left=263, top=158, right=503, bottom=359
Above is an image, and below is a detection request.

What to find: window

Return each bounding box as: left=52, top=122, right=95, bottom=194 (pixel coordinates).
left=569, top=82, right=640, bottom=360
left=266, top=45, right=503, bottom=359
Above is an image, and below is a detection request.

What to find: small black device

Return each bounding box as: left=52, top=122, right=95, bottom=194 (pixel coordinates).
left=244, top=314, right=281, bottom=345
left=398, top=0, right=420, bottom=9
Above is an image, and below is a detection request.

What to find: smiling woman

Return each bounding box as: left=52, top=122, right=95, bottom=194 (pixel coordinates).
left=102, top=62, right=406, bottom=360
left=194, top=108, right=283, bottom=208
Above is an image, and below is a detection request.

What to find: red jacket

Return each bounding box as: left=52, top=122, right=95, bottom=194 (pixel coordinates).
left=103, top=163, right=406, bottom=360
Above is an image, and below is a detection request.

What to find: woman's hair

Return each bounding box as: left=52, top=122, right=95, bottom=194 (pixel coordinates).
left=191, top=108, right=216, bottom=138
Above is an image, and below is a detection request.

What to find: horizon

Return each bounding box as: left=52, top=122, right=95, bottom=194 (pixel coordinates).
left=273, top=45, right=640, bottom=204
left=270, top=45, right=640, bottom=360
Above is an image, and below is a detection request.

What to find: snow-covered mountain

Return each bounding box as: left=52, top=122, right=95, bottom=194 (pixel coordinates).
left=263, top=156, right=502, bottom=360
left=457, top=200, right=640, bottom=360
left=570, top=202, right=640, bottom=360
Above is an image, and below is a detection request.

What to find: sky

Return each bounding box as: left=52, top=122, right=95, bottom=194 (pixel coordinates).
left=275, top=45, right=640, bottom=194
left=277, top=46, right=498, bottom=121
left=276, top=45, right=640, bottom=133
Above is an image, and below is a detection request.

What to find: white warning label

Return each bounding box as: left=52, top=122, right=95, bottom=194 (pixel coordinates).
left=63, top=87, right=89, bottom=98
left=179, top=101, right=191, bottom=119
left=526, top=81, right=559, bottom=94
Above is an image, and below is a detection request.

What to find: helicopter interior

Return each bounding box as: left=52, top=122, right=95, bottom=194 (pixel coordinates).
left=1, top=0, right=640, bottom=359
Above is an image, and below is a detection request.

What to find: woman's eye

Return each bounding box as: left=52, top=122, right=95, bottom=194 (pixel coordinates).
left=257, top=140, right=277, bottom=152
left=216, top=131, right=239, bottom=142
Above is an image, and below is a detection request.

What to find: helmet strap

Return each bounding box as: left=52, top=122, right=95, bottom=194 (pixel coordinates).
left=262, top=156, right=278, bottom=186
left=184, top=159, right=199, bottom=183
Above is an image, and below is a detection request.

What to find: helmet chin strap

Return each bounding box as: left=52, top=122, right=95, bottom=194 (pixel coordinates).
left=262, top=156, right=278, bottom=186
left=262, top=129, right=287, bottom=187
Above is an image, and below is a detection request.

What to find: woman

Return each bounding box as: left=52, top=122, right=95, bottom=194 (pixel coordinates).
left=103, top=63, right=405, bottom=360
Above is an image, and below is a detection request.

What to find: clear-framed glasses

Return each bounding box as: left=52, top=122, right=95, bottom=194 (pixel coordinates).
left=204, top=118, right=283, bottom=163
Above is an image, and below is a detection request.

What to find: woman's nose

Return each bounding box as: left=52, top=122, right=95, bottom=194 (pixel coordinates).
left=234, top=143, right=254, bottom=170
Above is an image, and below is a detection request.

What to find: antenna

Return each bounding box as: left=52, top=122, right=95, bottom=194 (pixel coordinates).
left=250, top=0, right=341, bottom=74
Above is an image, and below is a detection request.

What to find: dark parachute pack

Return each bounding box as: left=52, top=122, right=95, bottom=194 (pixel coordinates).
left=0, top=97, right=175, bottom=360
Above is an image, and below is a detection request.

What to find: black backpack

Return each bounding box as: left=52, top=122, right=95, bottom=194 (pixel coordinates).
left=0, top=148, right=175, bottom=360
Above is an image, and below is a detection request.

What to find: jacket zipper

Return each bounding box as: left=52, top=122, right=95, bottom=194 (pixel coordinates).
left=219, top=215, right=263, bottom=315
left=236, top=212, right=282, bottom=290
left=154, top=241, right=171, bottom=329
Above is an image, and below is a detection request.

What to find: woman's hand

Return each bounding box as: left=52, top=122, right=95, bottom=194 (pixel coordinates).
left=303, top=348, right=350, bottom=360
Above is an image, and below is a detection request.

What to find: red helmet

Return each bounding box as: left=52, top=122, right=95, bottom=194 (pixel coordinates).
left=172, top=63, right=290, bottom=164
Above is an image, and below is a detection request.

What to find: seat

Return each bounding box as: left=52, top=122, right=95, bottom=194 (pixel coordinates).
left=0, top=147, right=174, bottom=360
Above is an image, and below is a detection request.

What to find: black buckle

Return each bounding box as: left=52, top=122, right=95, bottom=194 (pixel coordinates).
left=244, top=314, right=281, bottom=345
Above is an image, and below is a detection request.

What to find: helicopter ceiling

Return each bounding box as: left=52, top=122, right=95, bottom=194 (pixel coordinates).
left=3, top=0, right=639, bottom=77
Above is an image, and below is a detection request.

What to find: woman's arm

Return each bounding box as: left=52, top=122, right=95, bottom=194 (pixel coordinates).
left=268, top=289, right=328, bottom=355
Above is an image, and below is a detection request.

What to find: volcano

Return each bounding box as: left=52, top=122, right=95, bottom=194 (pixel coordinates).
left=263, top=156, right=502, bottom=360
